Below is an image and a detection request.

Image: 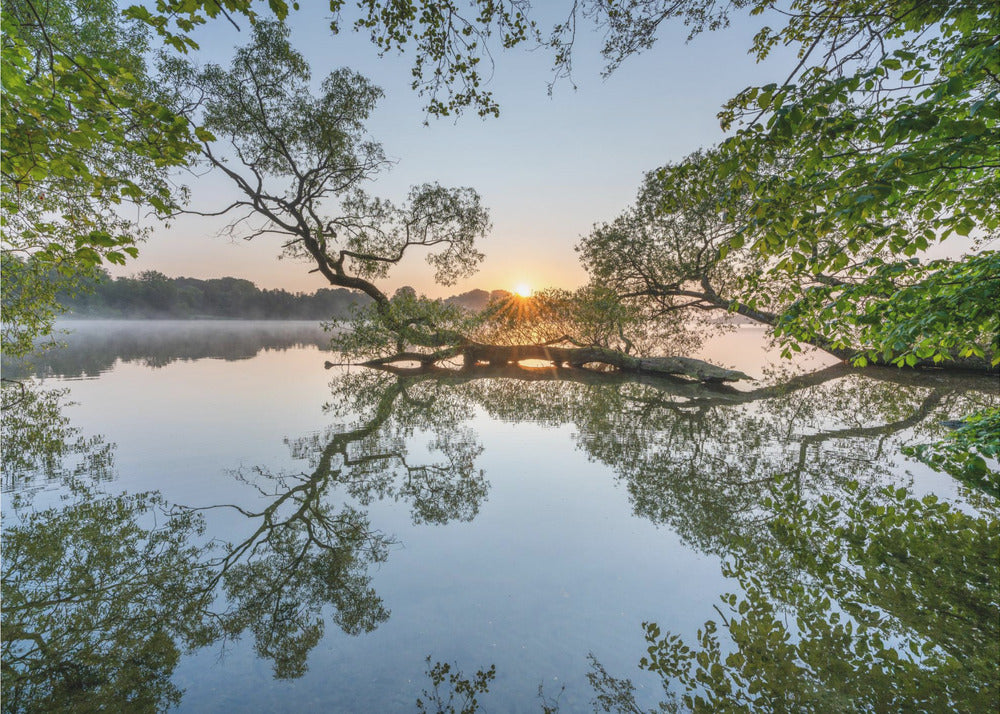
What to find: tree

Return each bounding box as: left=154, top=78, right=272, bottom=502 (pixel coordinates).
left=166, top=21, right=748, bottom=382
left=578, top=149, right=814, bottom=347
left=162, top=20, right=485, bottom=344
left=0, top=0, right=201, bottom=356
left=567, top=0, right=999, bottom=472
left=555, top=0, right=999, bottom=370
left=580, top=148, right=998, bottom=368
left=182, top=369, right=493, bottom=678
left=772, top=250, right=999, bottom=369
left=553, top=0, right=999, bottom=254
left=1, top=0, right=538, bottom=357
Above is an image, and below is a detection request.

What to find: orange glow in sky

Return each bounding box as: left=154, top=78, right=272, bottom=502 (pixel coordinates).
left=514, top=283, right=532, bottom=298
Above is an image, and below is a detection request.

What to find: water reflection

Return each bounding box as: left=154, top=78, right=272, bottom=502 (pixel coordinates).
left=0, top=381, right=113, bottom=492
left=1, top=320, right=330, bottom=379
left=2, top=368, right=493, bottom=709
left=2, top=354, right=997, bottom=711
left=1, top=382, right=211, bottom=712
left=416, top=478, right=999, bottom=712
left=366, top=363, right=996, bottom=551
left=288, top=371, right=488, bottom=525
left=587, top=476, right=1000, bottom=712
left=2, top=484, right=214, bottom=713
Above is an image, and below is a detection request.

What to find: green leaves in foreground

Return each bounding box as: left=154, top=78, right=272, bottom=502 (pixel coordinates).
left=773, top=251, right=1000, bottom=368
left=1, top=0, right=197, bottom=356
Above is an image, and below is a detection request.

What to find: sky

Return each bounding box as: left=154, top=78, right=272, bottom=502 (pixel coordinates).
left=113, top=4, right=800, bottom=298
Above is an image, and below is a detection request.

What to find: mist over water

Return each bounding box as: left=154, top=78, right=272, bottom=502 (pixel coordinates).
left=2, top=320, right=332, bottom=379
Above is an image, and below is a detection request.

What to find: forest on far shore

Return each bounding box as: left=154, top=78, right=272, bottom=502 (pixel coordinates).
left=55, top=269, right=508, bottom=320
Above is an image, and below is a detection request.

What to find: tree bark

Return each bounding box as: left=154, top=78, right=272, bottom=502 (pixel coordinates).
left=356, top=341, right=752, bottom=382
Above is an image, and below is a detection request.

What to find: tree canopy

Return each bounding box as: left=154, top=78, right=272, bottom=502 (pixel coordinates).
left=554, top=0, right=999, bottom=253
left=162, top=20, right=491, bottom=346
left=1, top=0, right=198, bottom=356
left=1, top=0, right=533, bottom=357
left=580, top=147, right=998, bottom=368
left=562, top=0, right=999, bottom=369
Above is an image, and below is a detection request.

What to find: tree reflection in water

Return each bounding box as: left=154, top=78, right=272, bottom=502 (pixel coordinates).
left=1, top=382, right=211, bottom=713
left=1, top=370, right=489, bottom=711
left=396, top=364, right=998, bottom=712
left=2, top=363, right=997, bottom=712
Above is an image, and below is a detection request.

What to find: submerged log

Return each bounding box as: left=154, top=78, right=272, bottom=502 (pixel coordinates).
left=354, top=342, right=752, bottom=383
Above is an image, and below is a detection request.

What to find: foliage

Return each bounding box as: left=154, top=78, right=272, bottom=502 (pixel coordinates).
left=163, top=21, right=489, bottom=353
left=473, top=286, right=679, bottom=354
left=0, top=256, right=102, bottom=359
left=904, top=407, right=1000, bottom=499
left=216, top=503, right=391, bottom=679
left=127, top=0, right=536, bottom=118
left=721, top=1, right=999, bottom=262
left=583, top=144, right=998, bottom=367
left=775, top=251, right=1000, bottom=367
left=351, top=360, right=996, bottom=554
left=558, top=0, right=1000, bottom=258
left=193, top=369, right=491, bottom=676
left=578, top=149, right=794, bottom=352
left=563, top=0, right=999, bottom=369
left=416, top=656, right=496, bottom=714
left=1, top=374, right=213, bottom=713
left=331, top=287, right=480, bottom=362
left=2, top=0, right=525, bottom=357
left=0, top=0, right=193, bottom=237
left=294, top=370, right=489, bottom=525
left=0, top=0, right=196, bottom=356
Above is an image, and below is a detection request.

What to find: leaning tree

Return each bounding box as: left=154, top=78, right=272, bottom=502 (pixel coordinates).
left=580, top=146, right=998, bottom=371
left=166, top=21, right=748, bottom=383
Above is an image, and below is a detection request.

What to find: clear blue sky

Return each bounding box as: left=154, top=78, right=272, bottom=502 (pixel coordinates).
left=116, top=4, right=799, bottom=297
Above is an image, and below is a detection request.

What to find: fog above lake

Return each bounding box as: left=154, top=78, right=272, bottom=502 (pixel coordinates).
left=6, top=319, right=837, bottom=382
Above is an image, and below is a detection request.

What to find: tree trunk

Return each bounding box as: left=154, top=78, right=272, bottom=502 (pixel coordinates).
left=358, top=342, right=752, bottom=382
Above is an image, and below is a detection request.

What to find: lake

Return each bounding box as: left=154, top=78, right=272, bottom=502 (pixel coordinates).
left=3, top=320, right=998, bottom=712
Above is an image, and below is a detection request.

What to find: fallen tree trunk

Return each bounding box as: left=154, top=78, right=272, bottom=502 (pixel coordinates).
left=353, top=341, right=752, bottom=383
left=333, top=361, right=995, bottom=410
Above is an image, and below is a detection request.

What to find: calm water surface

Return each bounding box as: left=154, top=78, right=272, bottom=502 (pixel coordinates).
left=3, top=321, right=997, bottom=712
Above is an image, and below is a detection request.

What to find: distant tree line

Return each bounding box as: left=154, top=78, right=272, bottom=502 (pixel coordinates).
left=58, top=269, right=371, bottom=320
left=44, top=268, right=507, bottom=320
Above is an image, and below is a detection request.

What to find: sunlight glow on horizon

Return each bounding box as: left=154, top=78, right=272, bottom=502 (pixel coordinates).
left=514, top=283, right=533, bottom=298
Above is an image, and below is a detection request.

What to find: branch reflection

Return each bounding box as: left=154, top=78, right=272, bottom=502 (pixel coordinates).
left=3, top=362, right=996, bottom=712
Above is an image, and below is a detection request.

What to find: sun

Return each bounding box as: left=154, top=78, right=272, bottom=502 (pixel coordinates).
left=514, top=283, right=532, bottom=298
